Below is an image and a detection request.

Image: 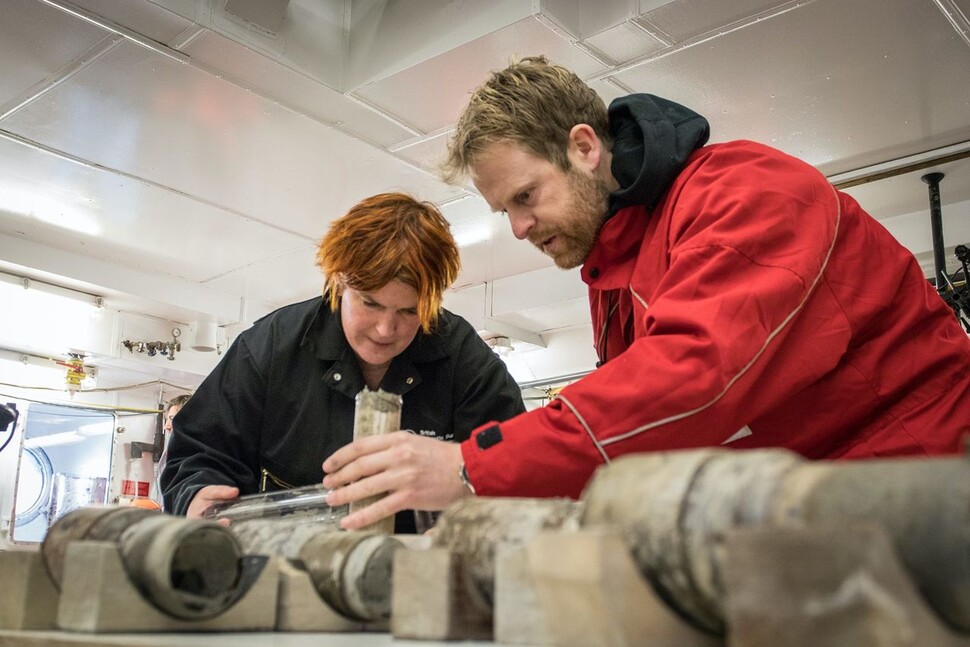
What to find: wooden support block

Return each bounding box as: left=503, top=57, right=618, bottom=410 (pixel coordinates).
left=390, top=546, right=492, bottom=641
left=275, top=558, right=386, bottom=632
left=494, top=543, right=554, bottom=645
left=723, top=523, right=970, bottom=647
left=0, top=550, right=58, bottom=630
left=56, top=541, right=277, bottom=633
left=393, top=533, right=433, bottom=551
left=527, top=529, right=721, bottom=647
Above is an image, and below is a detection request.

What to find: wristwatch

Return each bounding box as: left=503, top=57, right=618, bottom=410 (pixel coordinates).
left=458, top=463, right=476, bottom=495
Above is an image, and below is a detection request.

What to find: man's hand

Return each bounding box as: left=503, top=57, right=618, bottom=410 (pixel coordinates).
left=322, top=431, right=470, bottom=530
left=186, top=485, right=239, bottom=519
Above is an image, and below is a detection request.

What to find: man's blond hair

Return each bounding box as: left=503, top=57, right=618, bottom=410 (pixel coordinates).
left=442, top=56, right=610, bottom=184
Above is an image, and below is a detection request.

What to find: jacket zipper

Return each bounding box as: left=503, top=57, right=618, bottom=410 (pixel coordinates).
left=596, top=292, right=619, bottom=367
left=260, top=467, right=295, bottom=492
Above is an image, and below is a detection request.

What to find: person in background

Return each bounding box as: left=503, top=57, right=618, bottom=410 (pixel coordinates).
left=161, top=192, right=525, bottom=533
left=322, top=55, right=970, bottom=530
left=153, top=393, right=191, bottom=511
left=163, top=394, right=191, bottom=440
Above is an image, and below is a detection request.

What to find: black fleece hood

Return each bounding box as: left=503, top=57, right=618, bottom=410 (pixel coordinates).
left=607, top=94, right=711, bottom=216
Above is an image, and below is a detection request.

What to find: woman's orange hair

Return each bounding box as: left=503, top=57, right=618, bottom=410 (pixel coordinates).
left=316, top=193, right=461, bottom=333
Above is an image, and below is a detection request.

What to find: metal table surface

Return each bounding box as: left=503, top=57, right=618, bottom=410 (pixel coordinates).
left=0, top=631, right=497, bottom=647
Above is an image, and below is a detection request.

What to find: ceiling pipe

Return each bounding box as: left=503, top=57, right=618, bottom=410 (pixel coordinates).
left=828, top=140, right=970, bottom=190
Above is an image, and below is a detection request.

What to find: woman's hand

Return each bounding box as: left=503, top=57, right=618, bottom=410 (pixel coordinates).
left=186, top=484, right=240, bottom=519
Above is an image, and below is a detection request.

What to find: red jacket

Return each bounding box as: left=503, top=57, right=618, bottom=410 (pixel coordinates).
left=461, top=140, right=970, bottom=498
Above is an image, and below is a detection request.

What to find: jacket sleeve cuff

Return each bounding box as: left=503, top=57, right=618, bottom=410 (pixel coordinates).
left=460, top=408, right=602, bottom=499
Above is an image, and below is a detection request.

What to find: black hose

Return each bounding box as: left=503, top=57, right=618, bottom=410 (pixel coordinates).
left=0, top=402, right=19, bottom=455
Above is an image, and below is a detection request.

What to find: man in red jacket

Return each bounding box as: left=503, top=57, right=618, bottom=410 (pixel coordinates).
left=323, top=56, right=970, bottom=529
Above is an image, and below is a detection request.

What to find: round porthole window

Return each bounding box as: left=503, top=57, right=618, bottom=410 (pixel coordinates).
left=13, top=446, right=53, bottom=526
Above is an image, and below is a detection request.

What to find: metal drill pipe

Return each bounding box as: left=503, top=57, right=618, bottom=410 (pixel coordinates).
left=581, top=448, right=970, bottom=635
left=42, top=506, right=245, bottom=620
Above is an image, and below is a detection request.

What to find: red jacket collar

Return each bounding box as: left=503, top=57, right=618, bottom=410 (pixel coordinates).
left=582, top=204, right=651, bottom=290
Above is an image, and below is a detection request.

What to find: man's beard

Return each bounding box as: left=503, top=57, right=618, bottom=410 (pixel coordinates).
left=531, top=168, right=610, bottom=269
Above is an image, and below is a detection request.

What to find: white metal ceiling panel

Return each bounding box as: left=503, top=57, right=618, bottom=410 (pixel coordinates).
left=637, top=0, right=800, bottom=42
left=539, top=0, right=640, bottom=41
left=200, top=244, right=325, bottom=313
left=0, top=232, right=249, bottom=325
left=583, top=19, right=667, bottom=62
left=588, top=78, right=634, bottom=107
left=392, top=130, right=452, bottom=175
left=443, top=267, right=593, bottom=336
left=610, top=0, right=970, bottom=175
left=497, top=296, right=592, bottom=334
left=0, top=0, right=109, bottom=108
left=352, top=16, right=610, bottom=134
left=344, top=0, right=537, bottom=89
left=0, top=134, right=311, bottom=283
left=490, top=267, right=588, bottom=318
left=181, top=31, right=417, bottom=149
left=0, top=0, right=967, bottom=385
left=451, top=242, right=516, bottom=290
left=538, top=0, right=672, bottom=62
left=514, top=324, right=598, bottom=377
left=447, top=265, right=591, bottom=336
left=1, top=40, right=463, bottom=238
left=440, top=195, right=554, bottom=288
left=127, top=0, right=207, bottom=25
left=66, top=0, right=196, bottom=44
left=200, top=0, right=346, bottom=89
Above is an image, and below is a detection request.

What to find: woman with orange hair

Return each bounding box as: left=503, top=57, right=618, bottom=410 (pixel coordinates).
left=161, top=193, right=524, bottom=533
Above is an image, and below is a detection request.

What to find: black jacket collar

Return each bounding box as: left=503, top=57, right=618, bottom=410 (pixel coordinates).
left=607, top=93, right=710, bottom=216
left=300, top=297, right=452, bottom=396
